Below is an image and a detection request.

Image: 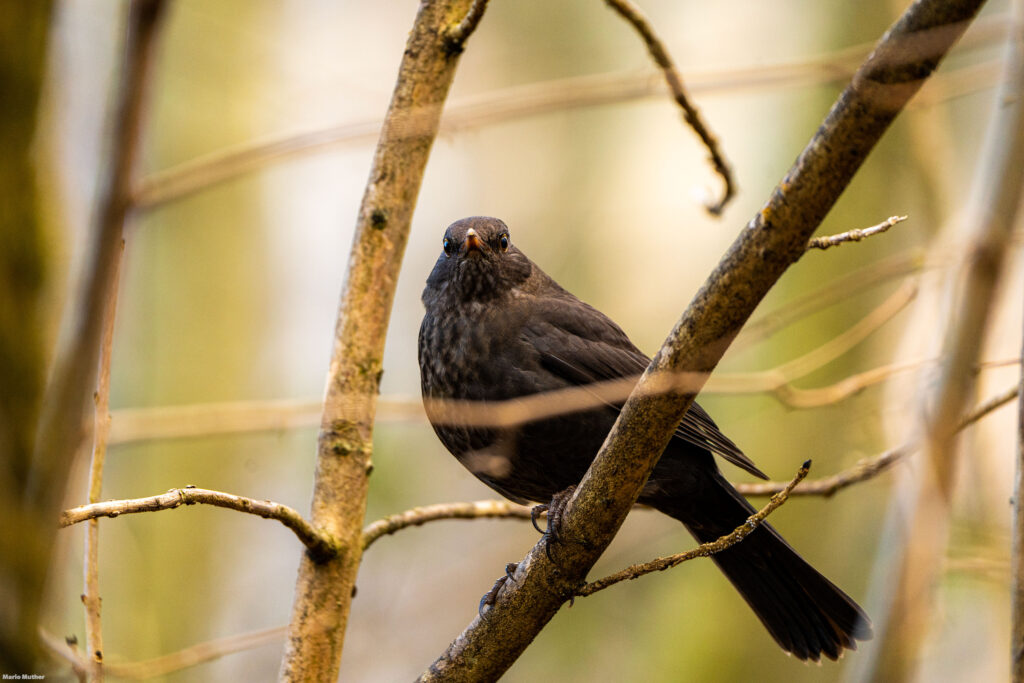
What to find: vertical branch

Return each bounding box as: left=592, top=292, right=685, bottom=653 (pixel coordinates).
left=277, top=1, right=485, bottom=680
left=867, top=0, right=1024, bottom=678
left=0, top=0, right=55, bottom=673
left=30, top=0, right=166, bottom=548
left=1009, top=7, right=1024, bottom=682
left=1015, top=279, right=1024, bottom=682
left=82, top=238, right=124, bottom=681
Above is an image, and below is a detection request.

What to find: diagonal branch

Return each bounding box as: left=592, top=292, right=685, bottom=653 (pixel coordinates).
left=60, top=488, right=338, bottom=561
left=422, top=2, right=985, bottom=679
left=604, top=0, right=735, bottom=215
left=736, top=384, right=1020, bottom=498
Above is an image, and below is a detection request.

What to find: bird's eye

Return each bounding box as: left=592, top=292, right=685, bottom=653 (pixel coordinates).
left=442, top=237, right=453, bottom=256
left=499, top=234, right=510, bottom=252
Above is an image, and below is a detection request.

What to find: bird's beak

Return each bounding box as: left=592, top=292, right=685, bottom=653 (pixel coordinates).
left=464, top=228, right=484, bottom=255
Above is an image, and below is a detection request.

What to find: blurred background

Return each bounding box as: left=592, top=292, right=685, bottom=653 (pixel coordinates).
left=37, top=0, right=1021, bottom=680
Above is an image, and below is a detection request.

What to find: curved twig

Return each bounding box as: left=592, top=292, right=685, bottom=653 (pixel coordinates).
left=604, top=0, right=735, bottom=214
left=60, top=488, right=337, bottom=561
left=362, top=500, right=533, bottom=550
left=736, top=384, right=1020, bottom=498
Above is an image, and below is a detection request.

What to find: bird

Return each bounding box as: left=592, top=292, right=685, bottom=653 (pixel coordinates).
left=417, top=216, right=872, bottom=661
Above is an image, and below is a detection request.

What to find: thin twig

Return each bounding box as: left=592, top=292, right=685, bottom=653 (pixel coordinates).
left=806, top=215, right=907, bottom=251
left=733, top=249, right=927, bottom=353
left=362, top=500, right=533, bottom=550
left=769, top=358, right=933, bottom=409
left=102, top=626, right=286, bottom=680
left=39, top=628, right=90, bottom=681
left=105, top=284, right=913, bottom=444
left=736, top=445, right=912, bottom=498
left=130, top=16, right=1007, bottom=211
left=60, top=488, right=337, bottom=561
left=578, top=461, right=810, bottom=596
left=736, top=384, right=1020, bottom=498
left=82, top=238, right=123, bottom=679
left=755, top=280, right=916, bottom=383
left=604, top=0, right=734, bottom=215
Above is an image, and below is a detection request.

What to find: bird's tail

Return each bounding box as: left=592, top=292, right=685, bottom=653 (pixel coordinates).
left=650, top=469, right=872, bottom=661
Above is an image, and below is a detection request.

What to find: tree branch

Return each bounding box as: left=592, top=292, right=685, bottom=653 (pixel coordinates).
left=806, top=215, right=907, bottom=251
left=60, top=488, right=338, bottom=561
left=82, top=237, right=123, bottom=680
left=736, top=384, right=1020, bottom=498
left=6, top=0, right=164, bottom=672
left=422, top=2, right=984, bottom=678
left=604, top=0, right=734, bottom=214
left=102, top=626, right=285, bottom=680
left=362, top=500, right=533, bottom=550
left=278, top=2, right=482, bottom=680
left=869, top=0, right=1024, bottom=673
left=128, top=13, right=1007, bottom=211
left=579, top=461, right=810, bottom=596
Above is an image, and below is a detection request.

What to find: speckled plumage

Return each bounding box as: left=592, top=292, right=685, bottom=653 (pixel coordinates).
left=418, top=216, right=871, bottom=661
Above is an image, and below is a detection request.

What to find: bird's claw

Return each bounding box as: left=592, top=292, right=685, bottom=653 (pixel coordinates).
left=478, top=562, right=519, bottom=616
left=530, top=503, right=548, bottom=534
left=532, top=485, right=576, bottom=563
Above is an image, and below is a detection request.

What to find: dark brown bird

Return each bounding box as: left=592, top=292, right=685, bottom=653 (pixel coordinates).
left=418, top=216, right=871, bottom=661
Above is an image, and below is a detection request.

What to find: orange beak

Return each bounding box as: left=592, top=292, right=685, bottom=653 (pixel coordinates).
left=464, top=227, right=484, bottom=254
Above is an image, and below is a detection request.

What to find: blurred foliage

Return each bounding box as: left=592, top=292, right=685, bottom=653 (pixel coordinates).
left=36, top=0, right=1018, bottom=681
left=0, top=0, right=56, bottom=674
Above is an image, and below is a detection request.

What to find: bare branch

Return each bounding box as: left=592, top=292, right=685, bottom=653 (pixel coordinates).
left=279, top=2, right=483, bottom=680
left=737, top=445, right=912, bottom=498
left=736, top=385, right=1020, bottom=498
left=11, top=0, right=165, bottom=672
left=108, top=397, right=325, bottom=445
left=733, top=249, right=926, bottom=352
left=604, top=0, right=734, bottom=214
left=129, top=14, right=1007, bottom=211
left=870, top=3, right=1024, bottom=674
left=362, top=500, right=533, bottom=550
left=39, top=629, right=90, bottom=681
left=103, top=626, right=286, bottom=680
left=579, top=461, right=810, bottom=596
left=806, top=215, right=907, bottom=251
left=82, top=237, right=123, bottom=679
left=423, top=3, right=985, bottom=679
left=60, top=488, right=337, bottom=561
left=769, top=358, right=932, bottom=409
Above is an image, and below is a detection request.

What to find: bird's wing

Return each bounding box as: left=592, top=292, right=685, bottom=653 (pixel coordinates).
left=521, top=296, right=768, bottom=480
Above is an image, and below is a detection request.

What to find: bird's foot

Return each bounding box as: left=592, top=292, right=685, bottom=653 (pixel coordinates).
left=478, top=562, right=518, bottom=616
left=531, top=485, right=576, bottom=562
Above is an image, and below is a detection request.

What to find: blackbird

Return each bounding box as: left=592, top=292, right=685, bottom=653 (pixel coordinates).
left=418, top=216, right=871, bottom=661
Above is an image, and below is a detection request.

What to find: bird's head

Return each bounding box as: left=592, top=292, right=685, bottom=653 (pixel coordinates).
left=423, top=216, right=532, bottom=305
